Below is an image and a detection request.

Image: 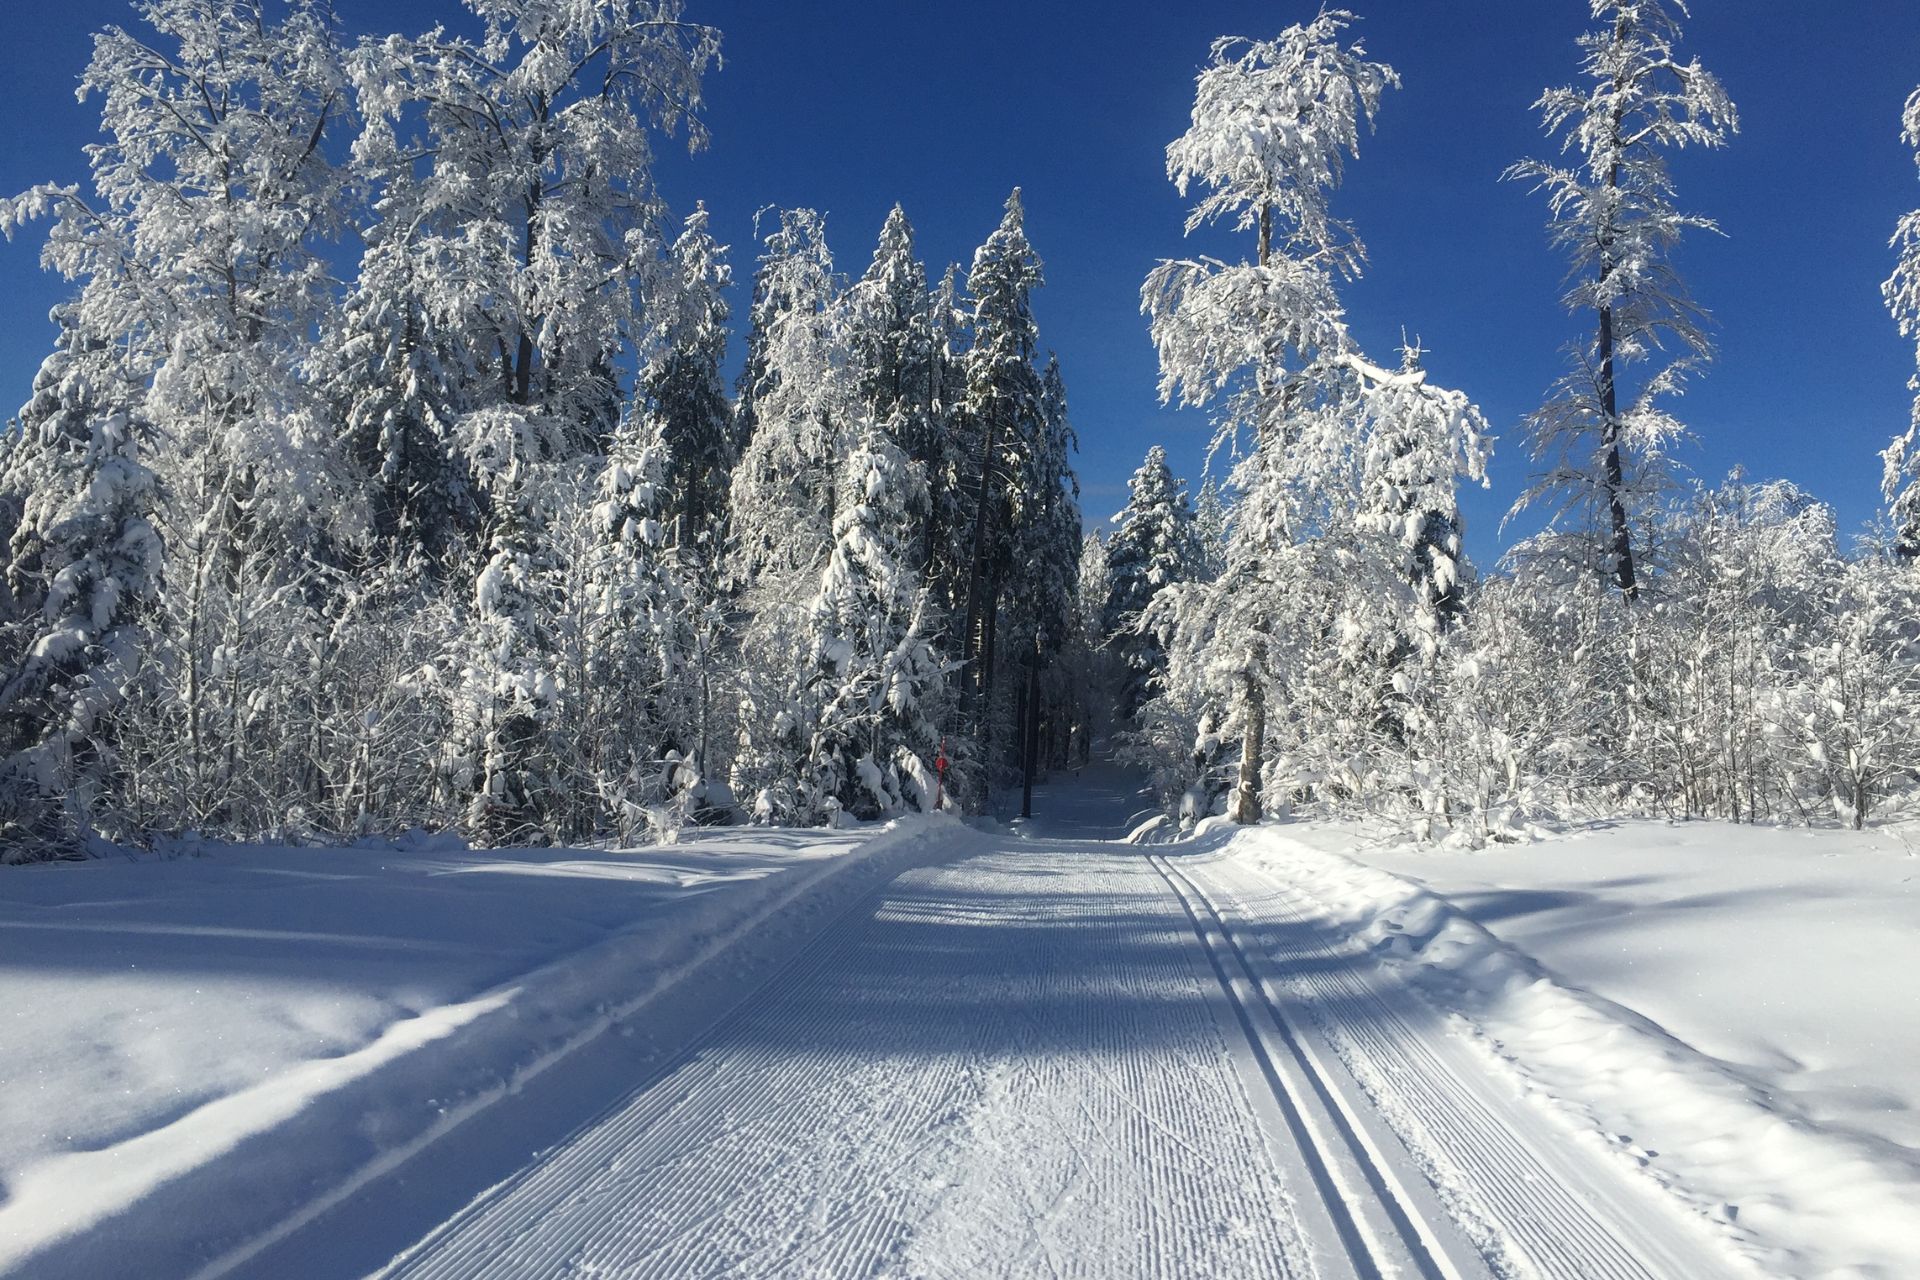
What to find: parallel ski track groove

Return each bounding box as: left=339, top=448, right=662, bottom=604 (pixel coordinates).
left=1195, top=856, right=1708, bottom=1280
left=1149, top=851, right=1462, bottom=1280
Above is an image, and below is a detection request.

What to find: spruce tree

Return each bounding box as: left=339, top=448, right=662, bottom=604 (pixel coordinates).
left=957, top=190, right=1045, bottom=736
left=647, top=203, right=735, bottom=552
left=0, top=329, right=160, bottom=857
left=1103, top=445, right=1199, bottom=720
left=805, top=417, right=946, bottom=821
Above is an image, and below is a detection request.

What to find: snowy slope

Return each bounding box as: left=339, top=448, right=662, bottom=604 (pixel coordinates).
left=0, top=818, right=967, bottom=1279
left=1234, top=821, right=1920, bottom=1278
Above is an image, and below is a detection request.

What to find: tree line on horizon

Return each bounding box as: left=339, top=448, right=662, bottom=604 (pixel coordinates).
left=0, top=0, right=1088, bottom=860
left=7, top=0, right=1920, bottom=863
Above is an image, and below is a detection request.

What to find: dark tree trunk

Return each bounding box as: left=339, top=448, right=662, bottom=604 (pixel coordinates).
left=958, top=406, right=1001, bottom=728
left=1021, top=658, right=1040, bottom=819
left=1596, top=302, right=1638, bottom=601
left=1230, top=639, right=1266, bottom=825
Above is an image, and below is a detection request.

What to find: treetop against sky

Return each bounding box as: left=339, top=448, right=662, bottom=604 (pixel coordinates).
left=3, top=0, right=1917, bottom=552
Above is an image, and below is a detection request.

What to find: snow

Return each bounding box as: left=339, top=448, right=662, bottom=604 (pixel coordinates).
left=1237, top=819, right=1920, bottom=1278
left=376, top=845, right=1324, bottom=1280
left=345, top=778, right=1746, bottom=1280
left=0, top=817, right=965, bottom=1279
left=10, top=777, right=1912, bottom=1280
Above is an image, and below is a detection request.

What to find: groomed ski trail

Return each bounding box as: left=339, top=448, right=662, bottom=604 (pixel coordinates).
left=378, top=845, right=1321, bottom=1279
left=364, top=790, right=1750, bottom=1280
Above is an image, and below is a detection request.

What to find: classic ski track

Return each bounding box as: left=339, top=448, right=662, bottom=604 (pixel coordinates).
left=371, top=829, right=1752, bottom=1280
left=1149, top=851, right=1485, bottom=1280
left=1176, top=848, right=1753, bottom=1280
left=380, top=844, right=1317, bottom=1280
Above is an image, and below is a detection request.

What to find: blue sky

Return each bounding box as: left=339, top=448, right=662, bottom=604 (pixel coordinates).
left=4, top=2, right=1919, bottom=557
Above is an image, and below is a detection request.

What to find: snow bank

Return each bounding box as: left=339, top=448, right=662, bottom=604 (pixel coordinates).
left=1233, top=824, right=1920, bottom=1279
left=0, top=816, right=972, bottom=1279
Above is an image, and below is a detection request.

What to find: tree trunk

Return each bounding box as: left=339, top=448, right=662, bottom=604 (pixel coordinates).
left=1230, top=638, right=1266, bottom=825
left=1230, top=201, right=1278, bottom=826
left=958, top=406, right=1001, bottom=728
left=1021, top=658, right=1040, bottom=819
left=1596, top=302, right=1638, bottom=601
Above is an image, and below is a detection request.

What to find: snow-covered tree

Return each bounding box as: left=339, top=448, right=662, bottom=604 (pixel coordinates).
left=1791, top=560, right=1920, bottom=830
left=1103, top=445, right=1199, bottom=720
left=1881, top=87, right=1920, bottom=557
left=323, top=221, right=478, bottom=573
left=1352, top=341, right=1492, bottom=641
left=851, top=207, right=933, bottom=450
left=1009, top=356, right=1083, bottom=790
left=0, top=329, right=160, bottom=857
left=920, top=260, right=976, bottom=634
left=1192, top=476, right=1229, bottom=578
left=634, top=204, right=733, bottom=821
left=350, top=0, right=719, bottom=843
left=1012, top=356, right=1082, bottom=666
left=446, top=409, right=571, bottom=845
left=546, top=410, right=683, bottom=839
left=1507, top=0, right=1737, bottom=599
left=646, top=203, right=734, bottom=551
left=351, top=0, right=719, bottom=438
left=957, top=190, right=1046, bottom=733
left=727, top=210, right=876, bottom=820
left=1142, top=10, right=1395, bottom=824
left=5, top=0, right=361, bottom=845
left=1060, top=531, right=1116, bottom=767
left=729, top=209, right=853, bottom=588
left=801, top=420, right=947, bottom=822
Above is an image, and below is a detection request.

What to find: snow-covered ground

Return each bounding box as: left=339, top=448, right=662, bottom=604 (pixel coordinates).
left=1240, top=819, right=1920, bottom=1277
left=8, top=793, right=1917, bottom=1280
left=0, top=818, right=966, bottom=1279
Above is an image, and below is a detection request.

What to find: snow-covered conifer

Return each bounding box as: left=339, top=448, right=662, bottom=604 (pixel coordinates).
left=1009, top=357, right=1084, bottom=786
left=1103, top=445, right=1200, bottom=720
left=921, top=261, right=976, bottom=632
left=0, top=329, right=160, bottom=857
left=800, top=419, right=946, bottom=821
left=448, top=409, right=570, bottom=845
left=646, top=204, right=735, bottom=551
left=324, top=228, right=478, bottom=573
left=1352, top=341, right=1492, bottom=639
left=1061, top=531, right=1116, bottom=766
left=957, top=190, right=1046, bottom=729
left=541, top=409, right=692, bottom=839
left=1191, top=476, right=1229, bottom=579
left=852, top=207, right=934, bottom=446
left=728, top=209, right=853, bottom=588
